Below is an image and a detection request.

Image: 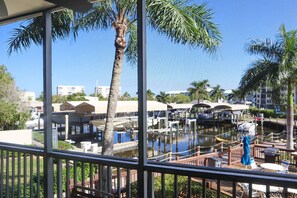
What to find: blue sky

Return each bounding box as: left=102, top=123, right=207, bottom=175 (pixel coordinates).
left=1, top=0, right=297, bottom=97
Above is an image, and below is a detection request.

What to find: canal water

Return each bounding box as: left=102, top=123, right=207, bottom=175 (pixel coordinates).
left=114, top=124, right=281, bottom=158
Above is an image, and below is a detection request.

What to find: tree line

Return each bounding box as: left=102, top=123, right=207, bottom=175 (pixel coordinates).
left=0, top=65, right=30, bottom=130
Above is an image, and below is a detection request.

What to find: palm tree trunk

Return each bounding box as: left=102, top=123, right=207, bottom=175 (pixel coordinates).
left=101, top=20, right=127, bottom=193
left=258, top=88, right=261, bottom=109
left=102, top=20, right=127, bottom=156
left=286, top=80, right=294, bottom=150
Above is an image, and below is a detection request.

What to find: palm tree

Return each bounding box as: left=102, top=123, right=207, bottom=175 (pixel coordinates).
left=8, top=1, right=221, bottom=155
left=227, top=89, right=243, bottom=103
left=239, top=25, right=297, bottom=149
left=120, top=92, right=131, bottom=101
left=147, top=89, right=155, bottom=100
left=156, top=91, right=170, bottom=104
left=210, top=85, right=225, bottom=102
left=187, top=80, right=210, bottom=103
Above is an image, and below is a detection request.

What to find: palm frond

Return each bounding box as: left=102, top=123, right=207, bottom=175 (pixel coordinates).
left=8, top=10, right=73, bottom=55
left=210, top=85, right=225, bottom=101
left=245, top=38, right=282, bottom=61
left=239, top=59, right=279, bottom=94
left=125, top=22, right=137, bottom=65
left=279, top=26, right=297, bottom=72
left=73, top=2, right=113, bottom=38
left=147, top=0, right=221, bottom=54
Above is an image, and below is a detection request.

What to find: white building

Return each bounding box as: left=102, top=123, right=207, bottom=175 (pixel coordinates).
left=254, top=85, right=297, bottom=110
left=254, top=86, right=274, bottom=109
left=57, top=85, right=85, bottom=96
left=95, top=86, right=121, bottom=98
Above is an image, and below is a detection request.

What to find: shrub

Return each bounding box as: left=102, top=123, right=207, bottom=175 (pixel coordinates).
left=131, top=175, right=229, bottom=198
left=58, top=141, right=74, bottom=150
left=33, top=132, right=44, bottom=143
left=249, top=107, right=277, bottom=118
left=33, top=132, right=74, bottom=150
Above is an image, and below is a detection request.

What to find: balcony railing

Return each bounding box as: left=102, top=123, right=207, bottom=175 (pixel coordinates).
left=1, top=141, right=297, bottom=198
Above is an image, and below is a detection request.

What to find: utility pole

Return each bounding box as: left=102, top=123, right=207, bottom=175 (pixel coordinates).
left=95, top=80, right=98, bottom=97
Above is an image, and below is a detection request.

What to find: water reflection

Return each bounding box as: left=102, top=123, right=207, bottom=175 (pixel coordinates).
left=114, top=124, right=279, bottom=158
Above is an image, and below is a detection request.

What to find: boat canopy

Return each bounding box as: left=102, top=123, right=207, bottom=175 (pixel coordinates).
left=75, top=101, right=168, bottom=114
left=192, top=102, right=249, bottom=111
left=60, top=101, right=85, bottom=111
left=167, top=103, right=193, bottom=110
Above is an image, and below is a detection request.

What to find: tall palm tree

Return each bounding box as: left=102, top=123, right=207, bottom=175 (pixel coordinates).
left=239, top=25, right=297, bottom=149
left=8, top=1, right=221, bottom=155
left=156, top=91, right=170, bottom=104
left=147, top=89, right=155, bottom=100
left=210, top=85, right=225, bottom=102
left=187, top=80, right=210, bottom=103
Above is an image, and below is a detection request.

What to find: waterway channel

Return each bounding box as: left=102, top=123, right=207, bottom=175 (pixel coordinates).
left=114, top=124, right=281, bottom=158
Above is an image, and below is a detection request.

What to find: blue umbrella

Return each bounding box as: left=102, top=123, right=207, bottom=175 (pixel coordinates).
left=241, top=135, right=251, bottom=168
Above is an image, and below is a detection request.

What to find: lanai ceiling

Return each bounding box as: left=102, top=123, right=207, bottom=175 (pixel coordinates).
left=0, top=0, right=92, bottom=25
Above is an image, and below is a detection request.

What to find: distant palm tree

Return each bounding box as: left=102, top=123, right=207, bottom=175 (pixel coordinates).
left=239, top=24, right=297, bottom=149
left=97, top=93, right=107, bottom=101
left=120, top=92, right=131, bottom=101
left=147, top=89, right=155, bottom=100
left=227, top=89, right=243, bottom=103
left=8, top=1, right=221, bottom=156
left=156, top=92, right=170, bottom=104
left=210, top=85, right=225, bottom=102
left=188, top=80, right=210, bottom=103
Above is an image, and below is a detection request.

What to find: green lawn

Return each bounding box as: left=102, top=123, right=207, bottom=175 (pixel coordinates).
left=1, top=155, right=44, bottom=186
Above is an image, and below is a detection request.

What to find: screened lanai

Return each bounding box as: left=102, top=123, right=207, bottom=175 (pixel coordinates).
left=0, top=1, right=297, bottom=198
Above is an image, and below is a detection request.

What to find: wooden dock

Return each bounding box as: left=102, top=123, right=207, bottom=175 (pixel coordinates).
left=72, top=141, right=138, bottom=154
left=264, top=118, right=297, bottom=126
left=261, top=118, right=297, bottom=131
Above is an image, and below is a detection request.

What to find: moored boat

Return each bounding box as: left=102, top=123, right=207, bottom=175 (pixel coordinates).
left=215, top=136, right=229, bottom=143
left=238, top=121, right=257, bottom=136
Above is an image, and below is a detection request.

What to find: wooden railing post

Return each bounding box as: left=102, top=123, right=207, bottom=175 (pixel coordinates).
left=253, top=144, right=257, bottom=158
left=196, top=146, right=200, bottom=156
left=196, top=146, right=200, bottom=166
left=204, top=157, right=208, bottom=166
left=228, top=146, right=232, bottom=166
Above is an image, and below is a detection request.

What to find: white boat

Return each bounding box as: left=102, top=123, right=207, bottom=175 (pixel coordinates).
left=25, top=118, right=44, bottom=129
left=238, top=121, right=257, bottom=136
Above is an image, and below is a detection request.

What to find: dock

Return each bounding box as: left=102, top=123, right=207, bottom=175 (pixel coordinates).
left=71, top=141, right=138, bottom=154
left=261, top=118, right=297, bottom=131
